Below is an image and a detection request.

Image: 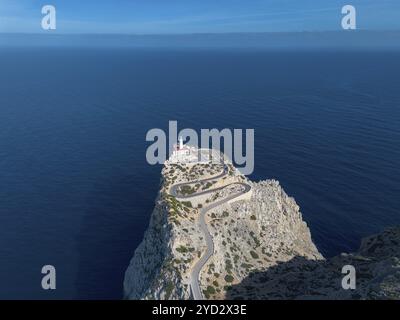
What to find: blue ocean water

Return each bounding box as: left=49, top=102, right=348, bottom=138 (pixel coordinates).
left=0, top=47, right=399, bottom=299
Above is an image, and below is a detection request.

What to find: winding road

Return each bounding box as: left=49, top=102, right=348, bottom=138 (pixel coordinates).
left=169, top=164, right=251, bottom=300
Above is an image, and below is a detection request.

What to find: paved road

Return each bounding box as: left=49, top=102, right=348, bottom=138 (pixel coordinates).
left=169, top=165, right=251, bottom=300
left=169, top=166, right=228, bottom=198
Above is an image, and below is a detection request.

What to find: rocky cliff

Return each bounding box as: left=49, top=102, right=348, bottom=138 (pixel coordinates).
left=226, top=226, right=400, bottom=299
left=123, top=161, right=399, bottom=300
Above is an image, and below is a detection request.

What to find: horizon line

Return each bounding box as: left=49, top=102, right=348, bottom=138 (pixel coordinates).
left=1, top=29, right=400, bottom=37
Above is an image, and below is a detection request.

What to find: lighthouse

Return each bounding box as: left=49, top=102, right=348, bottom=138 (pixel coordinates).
left=168, top=136, right=201, bottom=164
left=179, top=136, right=184, bottom=150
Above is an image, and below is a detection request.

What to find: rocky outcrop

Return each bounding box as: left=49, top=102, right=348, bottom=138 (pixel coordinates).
left=123, top=193, right=192, bottom=300
left=226, top=226, right=400, bottom=299
left=123, top=161, right=400, bottom=300
left=123, top=161, right=319, bottom=299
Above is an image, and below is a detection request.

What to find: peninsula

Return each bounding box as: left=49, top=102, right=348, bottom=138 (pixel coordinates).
left=124, top=140, right=400, bottom=300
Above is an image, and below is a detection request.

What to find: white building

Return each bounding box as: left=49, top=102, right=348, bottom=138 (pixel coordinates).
left=167, top=137, right=224, bottom=165
left=172, top=136, right=191, bottom=162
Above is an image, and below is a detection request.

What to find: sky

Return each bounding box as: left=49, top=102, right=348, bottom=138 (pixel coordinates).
left=0, top=0, right=400, bottom=34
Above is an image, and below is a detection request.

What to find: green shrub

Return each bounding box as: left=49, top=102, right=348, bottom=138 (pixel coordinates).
left=180, top=185, right=195, bottom=195
left=176, top=246, right=188, bottom=253
left=181, top=201, right=192, bottom=208
left=203, top=285, right=216, bottom=298
left=165, top=281, right=174, bottom=299
left=206, top=286, right=216, bottom=294
left=250, top=251, right=259, bottom=259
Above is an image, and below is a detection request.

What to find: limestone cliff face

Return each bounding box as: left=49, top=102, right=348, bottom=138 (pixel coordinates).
left=200, top=179, right=323, bottom=299
left=123, top=200, right=167, bottom=299
left=123, top=162, right=399, bottom=300
left=123, top=195, right=192, bottom=300
left=124, top=162, right=321, bottom=299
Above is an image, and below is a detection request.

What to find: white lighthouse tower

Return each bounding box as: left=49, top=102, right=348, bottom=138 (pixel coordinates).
left=169, top=136, right=192, bottom=163
left=179, top=136, right=184, bottom=150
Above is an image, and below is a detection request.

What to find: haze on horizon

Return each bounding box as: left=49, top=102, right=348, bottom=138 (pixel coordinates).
left=1, top=0, right=400, bottom=35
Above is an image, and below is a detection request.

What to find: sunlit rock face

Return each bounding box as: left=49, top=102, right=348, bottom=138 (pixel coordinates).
left=123, top=160, right=399, bottom=300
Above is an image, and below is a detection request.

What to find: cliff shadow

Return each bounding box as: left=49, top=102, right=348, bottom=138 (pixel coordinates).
left=75, top=172, right=158, bottom=299
left=225, top=256, right=349, bottom=300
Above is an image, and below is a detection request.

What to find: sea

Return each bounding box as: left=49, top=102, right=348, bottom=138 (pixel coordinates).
left=0, top=47, right=399, bottom=299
